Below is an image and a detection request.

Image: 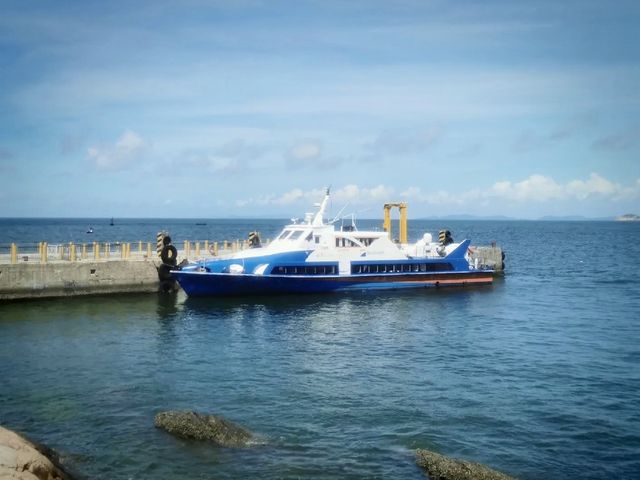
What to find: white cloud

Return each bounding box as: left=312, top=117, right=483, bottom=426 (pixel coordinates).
left=285, top=140, right=344, bottom=170
left=87, top=130, right=145, bottom=171
left=566, top=173, right=617, bottom=200
left=365, top=127, right=442, bottom=157
left=489, top=174, right=565, bottom=201
left=403, top=173, right=640, bottom=205
left=290, top=141, right=322, bottom=161
left=235, top=174, right=640, bottom=216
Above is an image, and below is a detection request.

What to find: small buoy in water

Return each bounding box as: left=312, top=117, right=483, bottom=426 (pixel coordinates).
left=87, top=227, right=94, bottom=234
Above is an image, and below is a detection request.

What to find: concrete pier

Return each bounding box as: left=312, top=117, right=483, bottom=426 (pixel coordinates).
left=0, top=260, right=160, bottom=300
left=0, top=239, right=258, bottom=301
left=469, top=245, right=505, bottom=273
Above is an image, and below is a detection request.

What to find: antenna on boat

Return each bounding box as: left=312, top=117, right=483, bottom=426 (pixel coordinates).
left=329, top=203, right=349, bottom=225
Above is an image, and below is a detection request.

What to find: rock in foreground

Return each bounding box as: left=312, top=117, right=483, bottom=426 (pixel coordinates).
left=154, top=411, right=255, bottom=447
left=416, top=449, right=515, bottom=480
left=0, top=425, right=76, bottom=480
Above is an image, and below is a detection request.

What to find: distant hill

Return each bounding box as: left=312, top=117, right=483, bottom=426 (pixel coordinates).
left=415, top=214, right=517, bottom=221
left=615, top=213, right=640, bottom=222
left=415, top=214, right=617, bottom=221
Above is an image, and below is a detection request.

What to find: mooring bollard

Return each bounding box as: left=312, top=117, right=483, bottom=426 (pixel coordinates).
left=157, top=232, right=165, bottom=257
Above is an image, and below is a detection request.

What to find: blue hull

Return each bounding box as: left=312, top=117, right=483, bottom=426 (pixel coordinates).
left=172, top=270, right=494, bottom=297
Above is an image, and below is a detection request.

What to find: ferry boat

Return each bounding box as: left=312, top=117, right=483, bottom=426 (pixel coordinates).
left=172, top=189, right=494, bottom=296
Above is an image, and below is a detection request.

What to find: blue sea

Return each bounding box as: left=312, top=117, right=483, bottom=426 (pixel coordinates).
left=1, top=218, right=639, bottom=479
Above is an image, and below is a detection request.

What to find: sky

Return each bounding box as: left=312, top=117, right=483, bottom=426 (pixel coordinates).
left=1, top=0, right=639, bottom=219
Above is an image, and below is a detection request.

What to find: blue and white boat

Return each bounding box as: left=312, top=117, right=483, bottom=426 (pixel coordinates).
left=172, top=189, right=494, bottom=296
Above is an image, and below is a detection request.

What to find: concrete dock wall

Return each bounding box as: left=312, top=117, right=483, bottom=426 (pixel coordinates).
left=469, top=245, right=505, bottom=273
left=0, top=259, right=161, bottom=300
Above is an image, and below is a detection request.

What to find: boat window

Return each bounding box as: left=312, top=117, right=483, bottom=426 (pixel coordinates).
left=271, top=264, right=338, bottom=275
left=305, top=232, right=313, bottom=241
left=289, top=230, right=304, bottom=240
left=350, top=262, right=455, bottom=274
left=336, top=237, right=359, bottom=248
left=314, top=236, right=320, bottom=244
left=278, top=230, right=292, bottom=240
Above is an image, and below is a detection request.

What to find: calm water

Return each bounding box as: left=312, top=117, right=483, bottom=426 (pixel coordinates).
left=1, top=219, right=639, bottom=479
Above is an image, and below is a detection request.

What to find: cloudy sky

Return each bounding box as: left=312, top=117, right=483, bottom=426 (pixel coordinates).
left=1, top=0, right=639, bottom=219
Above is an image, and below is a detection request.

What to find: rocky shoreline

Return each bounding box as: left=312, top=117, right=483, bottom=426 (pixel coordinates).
left=0, top=426, right=79, bottom=480
left=2, top=418, right=517, bottom=479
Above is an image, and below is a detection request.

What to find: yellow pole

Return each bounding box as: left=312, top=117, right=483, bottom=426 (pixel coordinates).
left=195, top=241, right=200, bottom=257
left=10, top=243, right=17, bottom=264
left=147, top=242, right=151, bottom=258
left=204, top=240, right=209, bottom=253
left=70, top=243, right=76, bottom=262
left=213, top=241, right=218, bottom=256
left=383, top=205, right=392, bottom=240
left=138, top=241, right=142, bottom=253
left=42, top=242, right=48, bottom=263
left=82, top=243, right=87, bottom=259
left=399, top=203, right=408, bottom=244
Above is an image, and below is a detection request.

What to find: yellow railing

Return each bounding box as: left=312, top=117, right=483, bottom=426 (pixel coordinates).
left=1, top=237, right=271, bottom=264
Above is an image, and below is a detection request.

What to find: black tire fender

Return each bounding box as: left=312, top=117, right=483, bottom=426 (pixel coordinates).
left=160, top=245, right=178, bottom=265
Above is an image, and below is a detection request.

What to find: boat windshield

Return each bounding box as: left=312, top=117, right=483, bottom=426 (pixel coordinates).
left=278, top=230, right=292, bottom=240
left=289, top=230, right=305, bottom=240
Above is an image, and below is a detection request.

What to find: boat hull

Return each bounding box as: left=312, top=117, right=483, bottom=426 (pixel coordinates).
left=172, top=270, right=494, bottom=297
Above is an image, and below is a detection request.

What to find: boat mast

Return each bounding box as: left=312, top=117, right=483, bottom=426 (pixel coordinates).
left=312, top=187, right=331, bottom=226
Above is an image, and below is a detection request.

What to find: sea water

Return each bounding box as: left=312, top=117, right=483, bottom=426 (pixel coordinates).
left=0, top=219, right=639, bottom=479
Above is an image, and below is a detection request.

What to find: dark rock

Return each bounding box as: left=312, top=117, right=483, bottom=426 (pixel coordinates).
left=154, top=411, right=255, bottom=447
left=416, top=449, right=515, bottom=480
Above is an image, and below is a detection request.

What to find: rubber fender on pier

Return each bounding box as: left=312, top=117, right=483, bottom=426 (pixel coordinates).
left=160, top=244, right=178, bottom=266
left=248, top=231, right=261, bottom=248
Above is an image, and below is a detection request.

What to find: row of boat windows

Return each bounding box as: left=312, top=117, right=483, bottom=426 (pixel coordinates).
left=269, top=263, right=454, bottom=276
left=351, top=263, right=454, bottom=274
left=271, top=265, right=338, bottom=275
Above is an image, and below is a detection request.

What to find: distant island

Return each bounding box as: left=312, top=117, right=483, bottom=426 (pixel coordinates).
left=615, top=213, right=640, bottom=222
